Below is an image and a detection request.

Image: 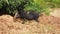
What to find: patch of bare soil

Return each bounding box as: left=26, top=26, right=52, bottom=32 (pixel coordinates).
left=50, top=8, right=60, bottom=17
left=0, top=14, right=60, bottom=34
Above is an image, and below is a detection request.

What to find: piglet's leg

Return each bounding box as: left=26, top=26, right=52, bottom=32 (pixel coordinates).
left=13, top=12, right=20, bottom=22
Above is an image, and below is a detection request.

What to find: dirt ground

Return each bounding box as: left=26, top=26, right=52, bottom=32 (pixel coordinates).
left=0, top=8, right=60, bottom=34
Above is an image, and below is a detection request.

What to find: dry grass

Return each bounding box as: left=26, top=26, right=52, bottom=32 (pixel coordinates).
left=0, top=14, right=60, bottom=34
